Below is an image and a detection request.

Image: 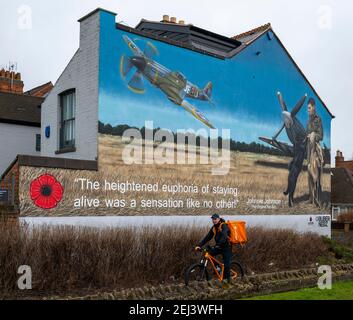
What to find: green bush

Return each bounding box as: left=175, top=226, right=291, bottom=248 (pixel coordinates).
left=323, top=237, right=353, bottom=262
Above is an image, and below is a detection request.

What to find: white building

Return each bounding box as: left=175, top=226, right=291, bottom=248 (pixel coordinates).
left=0, top=92, right=42, bottom=176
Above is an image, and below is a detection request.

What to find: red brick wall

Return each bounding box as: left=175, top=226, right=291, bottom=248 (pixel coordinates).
left=0, top=161, right=19, bottom=205
left=335, top=151, right=353, bottom=172
left=337, top=161, right=353, bottom=172
left=336, top=158, right=353, bottom=172
left=0, top=70, right=24, bottom=94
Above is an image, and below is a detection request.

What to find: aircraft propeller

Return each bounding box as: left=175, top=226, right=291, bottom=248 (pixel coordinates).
left=144, top=41, right=159, bottom=59
left=120, top=40, right=160, bottom=94
left=272, top=92, right=307, bottom=140
left=291, top=94, right=307, bottom=118
left=277, top=91, right=288, bottom=112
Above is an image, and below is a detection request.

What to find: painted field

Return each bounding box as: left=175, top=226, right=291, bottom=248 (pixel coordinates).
left=18, top=134, right=330, bottom=216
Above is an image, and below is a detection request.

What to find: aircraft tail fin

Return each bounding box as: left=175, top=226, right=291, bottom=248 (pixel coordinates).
left=203, top=82, right=213, bottom=99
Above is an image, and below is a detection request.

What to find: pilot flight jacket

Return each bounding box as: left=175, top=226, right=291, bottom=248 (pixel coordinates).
left=307, top=113, right=323, bottom=143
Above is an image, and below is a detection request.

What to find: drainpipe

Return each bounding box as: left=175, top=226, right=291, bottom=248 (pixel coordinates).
left=11, top=173, right=15, bottom=206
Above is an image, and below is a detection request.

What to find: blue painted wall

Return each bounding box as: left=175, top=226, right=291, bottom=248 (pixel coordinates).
left=98, top=10, right=332, bottom=148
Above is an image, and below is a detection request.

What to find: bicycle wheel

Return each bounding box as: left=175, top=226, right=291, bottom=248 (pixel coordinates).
left=184, top=263, right=209, bottom=286
left=230, top=260, right=244, bottom=280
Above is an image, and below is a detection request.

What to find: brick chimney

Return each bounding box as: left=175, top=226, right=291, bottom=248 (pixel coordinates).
left=0, top=68, right=24, bottom=94
left=335, top=150, right=345, bottom=168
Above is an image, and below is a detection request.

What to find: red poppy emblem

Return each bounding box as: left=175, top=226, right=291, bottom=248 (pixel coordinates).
left=30, top=174, right=64, bottom=209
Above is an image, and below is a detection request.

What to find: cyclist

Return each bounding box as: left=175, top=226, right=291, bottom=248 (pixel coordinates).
left=195, top=214, right=232, bottom=283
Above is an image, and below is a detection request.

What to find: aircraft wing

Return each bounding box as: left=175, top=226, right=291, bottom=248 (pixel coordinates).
left=181, top=100, right=215, bottom=129
left=259, top=137, right=294, bottom=157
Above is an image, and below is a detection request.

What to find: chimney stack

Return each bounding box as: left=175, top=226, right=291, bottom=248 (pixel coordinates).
left=0, top=68, right=24, bottom=94
left=162, top=15, right=170, bottom=22
left=161, top=15, right=186, bottom=25
left=336, top=150, right=345, bottom=168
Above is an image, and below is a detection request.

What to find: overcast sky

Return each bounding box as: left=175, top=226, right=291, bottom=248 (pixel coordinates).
left=1, top=0, right=352, bottom=161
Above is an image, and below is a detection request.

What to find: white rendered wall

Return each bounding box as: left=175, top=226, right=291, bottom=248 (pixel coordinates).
left=40, top=11, right=100, bottom=161
left=0, top=123, right=40, bottom=174
left=21, top=215, right=331, bottom=237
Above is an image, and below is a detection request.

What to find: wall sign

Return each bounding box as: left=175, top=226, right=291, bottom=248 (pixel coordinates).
left=45, top=126, right=50, bottom=138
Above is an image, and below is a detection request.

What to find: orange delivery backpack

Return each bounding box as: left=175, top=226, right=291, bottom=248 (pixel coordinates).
left=214, top=221, right=248, bottom=245
left=227, top=221, right=247, bottom=245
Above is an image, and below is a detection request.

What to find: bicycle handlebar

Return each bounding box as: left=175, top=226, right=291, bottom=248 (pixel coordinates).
left=195, top=245, right=212, bottom=253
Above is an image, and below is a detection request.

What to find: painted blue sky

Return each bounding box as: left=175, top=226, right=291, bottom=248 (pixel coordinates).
left=99, top=11, right=331, bottom=147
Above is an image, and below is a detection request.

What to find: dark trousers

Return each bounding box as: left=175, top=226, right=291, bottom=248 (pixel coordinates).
left=209, top=246, right=232, bottom=280
left=285, top=143, right=306, bottom=194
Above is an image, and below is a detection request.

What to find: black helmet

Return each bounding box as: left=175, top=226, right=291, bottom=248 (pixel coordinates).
left=211, top=214, right=220, bottom=220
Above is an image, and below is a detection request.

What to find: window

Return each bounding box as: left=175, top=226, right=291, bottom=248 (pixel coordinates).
left=332, top=206, right=341, bottom=221
left=35, top=134, right=41, bottom=152
left=60, top=90, right=76, bottom=150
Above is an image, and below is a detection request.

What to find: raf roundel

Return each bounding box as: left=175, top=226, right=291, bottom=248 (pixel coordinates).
left=30, top=174, right=64, bottom=209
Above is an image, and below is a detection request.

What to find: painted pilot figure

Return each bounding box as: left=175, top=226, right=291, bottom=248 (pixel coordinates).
left=306, top=98, right=324, bottom=207
left=307, top=99, right=323, bottom=143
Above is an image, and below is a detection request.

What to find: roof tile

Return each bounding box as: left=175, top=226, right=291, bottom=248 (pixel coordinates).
left=0, top=92, right=43, bottom=126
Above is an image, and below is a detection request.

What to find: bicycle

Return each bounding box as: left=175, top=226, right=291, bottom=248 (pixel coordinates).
left=184, top=246, right=244, bottom=286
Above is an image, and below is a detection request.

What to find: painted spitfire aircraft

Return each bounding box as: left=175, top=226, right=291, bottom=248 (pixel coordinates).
left=259, top=92, right=308, bottom=157
left=120, top=35, right=215, bottom=129
left=260, top=92, right=331, bottom=164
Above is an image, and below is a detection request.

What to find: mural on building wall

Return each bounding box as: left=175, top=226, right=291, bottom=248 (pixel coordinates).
left=29, top=174, right=64, bottom=209
left=18, top=15, right=333, bottom=217
left=259, top=93, right=328, bottom=209
left=120, top=35, right=215, bottom=129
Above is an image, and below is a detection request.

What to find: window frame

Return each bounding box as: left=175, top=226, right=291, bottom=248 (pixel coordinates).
left=35, top=134, right=41, bottom=152
left=59, top=89, right=76, bottom=151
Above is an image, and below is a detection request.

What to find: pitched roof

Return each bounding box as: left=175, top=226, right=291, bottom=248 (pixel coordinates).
left=134, top=19, right=242, bottom=58
left=0, top=92, right=43, bottom=127
left=233, top=24, right=334, bottom=119
left=232, top=23, right=272, bottom=43
left=24, top=81, right=53, bottom=98
left=332, top=168, right=353, bottom=204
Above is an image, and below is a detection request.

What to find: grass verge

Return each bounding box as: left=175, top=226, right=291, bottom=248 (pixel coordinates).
left=243, top=280, right=353, bottom=300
